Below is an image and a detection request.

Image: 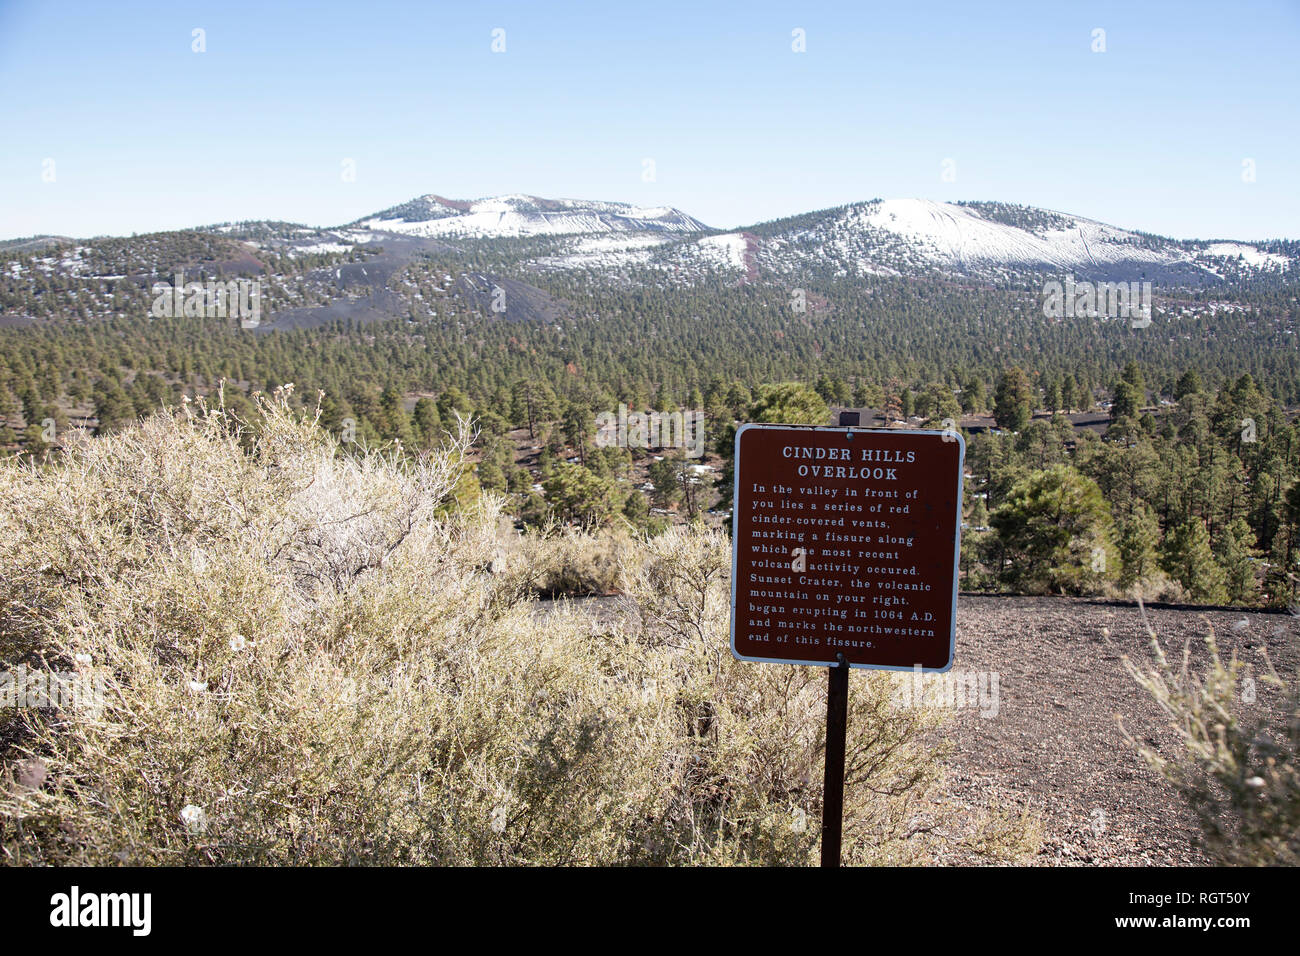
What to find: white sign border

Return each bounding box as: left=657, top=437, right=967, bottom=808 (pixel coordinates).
left=728, top=423, right=965, bottom=673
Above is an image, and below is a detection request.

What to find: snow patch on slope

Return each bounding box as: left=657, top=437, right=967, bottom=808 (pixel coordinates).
left=531, top=234, right=672, bottom=271
left=693, top=233, right=749, bottom=270
left=1200, top=242, right=1290, bottom=269
left=355, top=194, right=708, bottom=238
left=856, top=199, right=1167, bottom=271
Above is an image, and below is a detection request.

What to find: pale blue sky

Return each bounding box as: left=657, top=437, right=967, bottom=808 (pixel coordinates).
left=1, top=0, right=1297, bottom=241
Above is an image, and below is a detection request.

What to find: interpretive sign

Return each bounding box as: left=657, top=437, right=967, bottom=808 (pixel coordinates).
left=729, top=424, right=964, bottom=672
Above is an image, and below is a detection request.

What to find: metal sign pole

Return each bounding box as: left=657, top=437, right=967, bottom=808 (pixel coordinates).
left=821, top=652, right=849, bottom=867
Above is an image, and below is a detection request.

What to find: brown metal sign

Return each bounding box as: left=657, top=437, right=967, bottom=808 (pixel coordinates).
left=729, top=424, right=964, bottom=672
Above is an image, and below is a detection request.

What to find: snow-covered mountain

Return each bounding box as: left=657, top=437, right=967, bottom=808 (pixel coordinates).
left=15, top=194, right=1290, bottom=328
left=352, top=194, right=709, bottom=238
left=734, top=198, right=1294, bottom=284
left=4, top=193, right=1295, bottom=333
left=350, top=193, right=1291, bottom=287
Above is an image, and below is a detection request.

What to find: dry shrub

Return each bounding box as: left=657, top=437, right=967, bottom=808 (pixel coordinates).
left=519, top=524, right=635, bottom=598
left=0, top=390, right=1036, bottom=865
left=615, top=527, right=1037, bottom=864
left=1109, top=573, right=1189, bottom=606
left=1124, top=606, right=1300, bottom=865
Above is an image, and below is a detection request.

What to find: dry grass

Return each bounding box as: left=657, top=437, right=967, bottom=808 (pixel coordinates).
left=1124, top=604, right=1300, bottom=866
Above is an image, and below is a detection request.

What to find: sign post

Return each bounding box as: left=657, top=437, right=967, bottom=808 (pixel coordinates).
left=728, top=421, right=965, bottom=866
left=820, top=653, right=849, bottom=867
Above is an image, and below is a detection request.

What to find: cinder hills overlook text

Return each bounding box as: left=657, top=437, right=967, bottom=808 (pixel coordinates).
left=781, top=444, right=919, bottom=482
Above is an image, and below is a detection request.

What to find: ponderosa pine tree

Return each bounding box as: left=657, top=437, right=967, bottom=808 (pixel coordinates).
left=1117, top=504, right=1162, bottom=591
left=990, top=464, right=1115, bottom=594
left=1161, top=518, right=1228, bottom=604
left=993, top=367, right=1032, bottom=432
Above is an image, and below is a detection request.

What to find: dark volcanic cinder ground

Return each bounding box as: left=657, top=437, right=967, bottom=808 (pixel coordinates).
left=558, top=593, right=1297, bottom=866
left=932, top=595, right=1297, bottom=866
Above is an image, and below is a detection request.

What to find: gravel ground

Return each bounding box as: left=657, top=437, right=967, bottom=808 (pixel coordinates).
left=551, top=593, right=1298, bottom=866
left=930, top=595, right=1297, bottom=866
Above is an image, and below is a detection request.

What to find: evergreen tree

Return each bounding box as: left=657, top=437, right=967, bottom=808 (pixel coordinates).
left=1161, top=518, right=1228, bottom=604
left=92, top=380, right=133, bottom=434
left=1044, top=377, right=1062, bottom=415
left=990, top=464, right=1116, bottom=594
left=1174, top=369, right=1203, bottom=401
left=747, top=382, right=828, bottom=425
left=1117, top=504, right=1162, bottom=591
left=993, top=367, right=1032, bottom=432
left=1214, top=517, right=1260, bottom=605
left=411, top=397, right=441, bottom=448
left=542, top=462, right=625, bottom=526
left=1110, top=381, right=1142, bottom=421
left=960, top=377, right=985, bottom=414
left=1060, top=374, right=1077, bottom=412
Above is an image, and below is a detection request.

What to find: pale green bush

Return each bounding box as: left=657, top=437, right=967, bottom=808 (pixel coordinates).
left=0, top=390, right=1036, bottom=865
